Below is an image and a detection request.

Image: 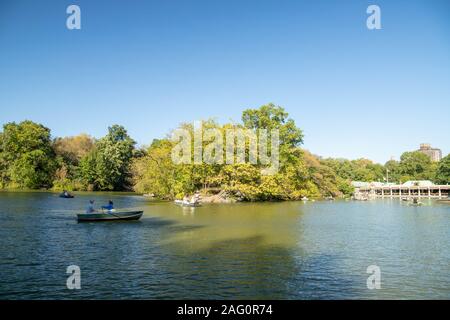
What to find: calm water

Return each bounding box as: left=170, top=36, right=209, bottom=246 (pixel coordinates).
left=0, top=192, right=449, bottom=299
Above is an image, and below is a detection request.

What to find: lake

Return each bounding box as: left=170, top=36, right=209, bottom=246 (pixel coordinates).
left=0, top=192, right=449, bottom=299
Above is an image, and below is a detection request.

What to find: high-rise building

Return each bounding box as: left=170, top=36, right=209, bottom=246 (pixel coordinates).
left=417, top=143, right=442, bottom=162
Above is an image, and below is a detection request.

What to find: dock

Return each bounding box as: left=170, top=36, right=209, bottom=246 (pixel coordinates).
left=355, top=184, right=450, bottom=199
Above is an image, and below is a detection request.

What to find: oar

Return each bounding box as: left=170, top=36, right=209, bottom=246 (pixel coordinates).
left=101, top=208, right=124, bottom=219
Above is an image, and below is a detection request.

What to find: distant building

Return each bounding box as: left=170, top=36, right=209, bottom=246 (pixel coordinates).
left=417, top=143, right=442, bottom=162
left=402, top=180, right=435, bottom=187
left=351, top=181, right=395, bottom=188
left=351, top=181, right=369, bottom=188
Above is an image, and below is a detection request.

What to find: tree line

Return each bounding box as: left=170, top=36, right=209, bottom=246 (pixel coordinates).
left=0, top=122, right=138, bottom=191
left=0, top=104, right=449, bottom=200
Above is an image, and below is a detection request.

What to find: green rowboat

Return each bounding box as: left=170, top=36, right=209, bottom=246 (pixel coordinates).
left=77, top=210, right=143, bottom=222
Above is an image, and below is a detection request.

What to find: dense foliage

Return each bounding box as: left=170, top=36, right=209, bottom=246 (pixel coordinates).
left=133, top=105, right=323, bottom=200
left=0, top=122, right=136, bottom=191
left=79, top=125, right=136, bottom=191
left=132, top=104, right=449, bottom=200
left=435, top=154, right=450, bottom=184
left=52, top=133, right=95, bottom=190
left=379, top=152, right=437, bottom=184
left=0, top=121, right=56, bottom=189
left=0, top=105, right=448, bottom=198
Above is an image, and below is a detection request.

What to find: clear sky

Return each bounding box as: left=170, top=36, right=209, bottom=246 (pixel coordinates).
left=0, top=0, right=449, bottom=164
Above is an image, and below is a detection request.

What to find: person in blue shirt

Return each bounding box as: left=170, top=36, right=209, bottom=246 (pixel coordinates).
left=102, top=200, right=114, bottom=212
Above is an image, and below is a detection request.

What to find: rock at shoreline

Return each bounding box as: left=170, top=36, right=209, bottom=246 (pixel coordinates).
left=200, top=190, right=238, bottom=204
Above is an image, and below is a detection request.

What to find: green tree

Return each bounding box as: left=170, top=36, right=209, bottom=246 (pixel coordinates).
left=304, top=151, right=353, bottom=197
left=0, top=132, right=6, bottom=188
left=80, top=125, right=136, bottom=191
left=132, top=104, right=340, bottom=201
left=398, top=151, right=434, bottom=182
left=384, top=159, right=401, bottom=183
left=0, top=121, right=56, bottom=189
left=321, top=158, right=384, bottom=182
left=52, top=134, right=95, bottom=190
left=435, top=154, right=450, bottom=184
left=132, top=139, right=179, bottom=199
left=242, top=104, right=303, bottom=147
left=242, top=103, right=303, bottom=167
left=79, top=149, right=99, bottom=190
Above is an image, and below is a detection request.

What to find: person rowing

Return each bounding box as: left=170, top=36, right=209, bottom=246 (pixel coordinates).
left=60, top=190, right=74, bottom=198
left=86, top=200, right=96, bottom=213
left=101, top=200, right=115, bottom=213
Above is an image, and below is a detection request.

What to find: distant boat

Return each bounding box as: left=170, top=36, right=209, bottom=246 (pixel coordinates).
left=174, top=200, right=201, bottom=207
left=408, top=199, right=423, bottom=206
left=408, top=202, right=423, bottom=206
left=59, top=193, right=74, bottom=199
left=143, top=193, right=155, bottom=198
left=301, top=197, right=309, bottom=201
left=437, top=198, right=450, bottom=204
left=77, top=211, right=143, bottom=222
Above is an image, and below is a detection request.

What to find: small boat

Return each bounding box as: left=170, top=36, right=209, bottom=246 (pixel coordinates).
left=77, top=211, right=143, bottom=222
left=301, top=197, right=309, bottom=201
left=143, top=193, right=155, bottom=198
left=408, top=199, right=423, bottom=206
left=174, top=200, right=201, bottom=207
left=408, top=202, right=423, bottom=206
left=59, top=193, right=74, bottom=198
left=437, top=198, right=450, bottom=204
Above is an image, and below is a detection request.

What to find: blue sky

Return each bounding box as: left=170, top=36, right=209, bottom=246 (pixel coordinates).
left=0, top=0, right=449, bottom=163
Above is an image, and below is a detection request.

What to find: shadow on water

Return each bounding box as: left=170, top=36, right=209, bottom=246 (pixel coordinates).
left=157, top=234, right=365, bottom=300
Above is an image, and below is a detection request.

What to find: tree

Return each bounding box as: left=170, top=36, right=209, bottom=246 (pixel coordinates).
left=52, top=134, right=95, bottom=190
left=0, top=132, right=6, bottom=188
left=0, top=121, right=56, bottom=189
left=435, top=154, right=450, bottom=184
left=132, top=104, right=345, bottom=200
left=384, top=159, right=401, bottom=183
left=9, top=150, right=55, bottom=189
left=80, top=125, right=135, bottom=191
left=321, top=157, right=384, bottom=183
left=398, top=151, right=434, bottom=182
left=53, top=134, right=95, bottom=166
left=303, top=151, right=353, bottom=197
left=79, top=149, right=98, bottom=190
left=242, top=103, right=303, bottom=166
left=133, top=139, right=183, bottom=199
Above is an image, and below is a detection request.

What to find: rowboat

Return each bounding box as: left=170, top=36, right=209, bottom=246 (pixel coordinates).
left=174, top=200, right=201, bottom=207
left=60, top=194, right=74, bottom=198
left=77, top=210, right=143, bottom=222
left=437, top=199, right=450, bottom=204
